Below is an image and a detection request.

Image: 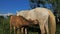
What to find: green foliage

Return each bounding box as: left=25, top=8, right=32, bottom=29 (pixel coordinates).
left=0, top=16, right=4, bottom=34
left=3, top=17, right=10, bottom=34
left=0, top=16, right=10, bottom=34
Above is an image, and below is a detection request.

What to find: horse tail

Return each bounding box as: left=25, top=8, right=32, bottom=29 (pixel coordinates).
left=48, top=10, right=56, bottom=34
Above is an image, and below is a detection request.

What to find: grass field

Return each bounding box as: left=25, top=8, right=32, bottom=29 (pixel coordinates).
left=0, top=16, right=60, bottom=34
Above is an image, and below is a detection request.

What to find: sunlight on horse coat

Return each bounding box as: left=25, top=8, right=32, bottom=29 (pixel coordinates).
left=17, top=7, right=56, bottom=34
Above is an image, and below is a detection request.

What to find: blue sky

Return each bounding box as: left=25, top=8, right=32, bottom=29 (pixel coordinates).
left=0, top=0, right=31, bottom=14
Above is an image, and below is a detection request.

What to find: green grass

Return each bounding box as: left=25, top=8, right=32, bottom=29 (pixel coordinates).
left=0, top=16, right=60, bottom=34
left=29, top=32, right=38, bottom=34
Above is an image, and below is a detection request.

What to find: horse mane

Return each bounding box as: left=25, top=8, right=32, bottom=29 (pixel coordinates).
left=10, top=15, right=28, bottom=22
left=19, top=15, right=32, bottom=22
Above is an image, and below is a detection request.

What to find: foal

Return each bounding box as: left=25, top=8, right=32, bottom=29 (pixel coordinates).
left=10, top=15, right=35, bottom=34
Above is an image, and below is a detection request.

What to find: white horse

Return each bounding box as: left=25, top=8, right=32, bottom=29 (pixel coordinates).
left=17, top=7, right=56, bottom=34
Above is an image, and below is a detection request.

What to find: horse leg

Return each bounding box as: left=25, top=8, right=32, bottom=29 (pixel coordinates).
left=14, top=26, right=17, bottom=34
left=25, top=28, right=28, bottom=34
left=39, top=20, right=45, bottom=34
left=40, top=25, right=45, bottom=34
left=17, top=27, right=20, bottom=34
left=44, top=21, right=49, bottom=34
left=10, top=24, right=12, bottom=34
left=45, top=24, right=49, bottom=34
left=44, top=17, right=49, bottom=34
left=21, top=27, right=28, bottom=34
left=21, top=27, right=24, bottom=34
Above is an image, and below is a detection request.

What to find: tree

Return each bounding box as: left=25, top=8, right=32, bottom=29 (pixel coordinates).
left=0, top=16, right=4, bottom=34
left=29, top=0, right=60, bottom=16
left=29, top=0, right=59, bottom=11
left=29, top=0, right=45, bottom=9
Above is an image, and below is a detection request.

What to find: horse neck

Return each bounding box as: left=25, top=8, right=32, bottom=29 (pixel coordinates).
left=19, top=16, right=34, bottom=25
